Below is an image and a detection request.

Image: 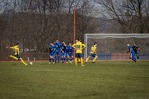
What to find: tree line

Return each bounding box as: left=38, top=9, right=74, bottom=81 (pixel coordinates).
left=0, top=0, right=149, bottom=58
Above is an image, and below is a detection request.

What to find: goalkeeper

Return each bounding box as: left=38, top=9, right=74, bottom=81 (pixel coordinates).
left=85, top=42, right=98, bottom=63
left=8, top=43, right=28, bottom=65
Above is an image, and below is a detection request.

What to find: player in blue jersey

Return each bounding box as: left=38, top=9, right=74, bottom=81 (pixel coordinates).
left=66, top=42, right=74, bottom=63
left=127, top=44, right=136, bottom=62
left=61, top=41, right=67, bottom=63
left=54, top=40, right=61, bottom=63
left=49, top=42, right=56, bottom=64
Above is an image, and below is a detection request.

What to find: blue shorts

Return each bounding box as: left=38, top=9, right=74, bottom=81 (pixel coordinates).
left=49, top=52, right=55, bottom=57
left=61, top=52, right=66, bottom=57
left=76, top=53, right=82, bottom=58
left=15, top=55, right=20, bottom=59
left=67, top=53, right=73, bottom=57
left=90, top=53, right=96, bottom=57
left=55, top=50, right=61, bottom=55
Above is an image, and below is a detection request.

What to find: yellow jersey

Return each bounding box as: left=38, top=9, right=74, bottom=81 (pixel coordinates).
left=90, top=45, right=96, bottom=54
left=72, top=41, right=86, bottom=53
left=10, top=45, right=19, bottom=55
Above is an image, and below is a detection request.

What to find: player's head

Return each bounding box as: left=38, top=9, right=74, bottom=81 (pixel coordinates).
left=56, top=39, right=59, bottom=42
left=50, top=42, right=54, bottom=46
left=94, top=42, right=97, bottom=46
left=127, top=44, right=130, bottom=46
left=78, top=39, right=81, bottom=42
left=16, top=43, right=19, bottom=45
left=68, top=42, right=72, bottom=45
left=62, top=41, right=65, bottom=45
left=76, top=39, right=79, bottom=43
left=133, top=43, right=136, bottom=46
left=16, top=43, right=19, bottom=47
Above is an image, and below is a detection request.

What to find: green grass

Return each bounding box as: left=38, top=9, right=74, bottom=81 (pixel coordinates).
left=0, top=61, right=149, bottom=99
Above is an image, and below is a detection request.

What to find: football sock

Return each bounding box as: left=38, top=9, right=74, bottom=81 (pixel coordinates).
left=86, top=57, right=89, bottom=62
left=9, top=55, right=18, bottom=60
left=20, top=59, right=28, bottom=65
left=75, top=58, right=77, bottom=66
left=81, top=58, right=84, bottom=66
left=58, top=56, right=60, bottom=63
left=93, top=57, right=97, bottom=62
left=52, top=58, right=54, bottom=63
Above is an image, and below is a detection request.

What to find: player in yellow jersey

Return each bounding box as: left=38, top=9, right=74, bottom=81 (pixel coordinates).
left=72, top=39, right=86, bottom=66
left=8, top=43, right=28, bottom=65
left=86, top=42, right=98, bottom=63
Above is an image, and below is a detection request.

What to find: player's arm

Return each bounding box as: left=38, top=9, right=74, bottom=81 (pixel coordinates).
left=72, top=44, right=76, bottom=49
left=60, top=45, right=63, bottom=52
left=9, top=46, right=16, bottom=49
left=18, top=48, right=20, bottom=55
left=127, top=47, right=130, bottom=53
left=82, top=44, right=86, bottom=49
left=72, top=47, right=74, bottom=52
left=48, top=47, right=51, bottom=54
left=91, top=46, right=96, bottom=54
left=137, top=46, right=140, bottom=51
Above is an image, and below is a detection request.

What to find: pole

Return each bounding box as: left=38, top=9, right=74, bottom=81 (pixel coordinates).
left=73, top=6, right=76, bottom=58
left=84, top=34, right=87, bottom=60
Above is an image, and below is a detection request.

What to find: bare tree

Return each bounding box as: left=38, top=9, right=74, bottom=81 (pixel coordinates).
left=95, top=0, right=149, bottom=33
left=0, top=0, right=99, bottom=60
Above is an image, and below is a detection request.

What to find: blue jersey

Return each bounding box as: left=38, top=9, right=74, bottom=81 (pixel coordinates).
left=128, top=46, right=136, bottom=62
left=66, top=45, right=74, bottom=53
left=49, top=45, right=56, bottom=54
left=127, top=45, right=132, bottom=52
left=54, top=42, right=61, bottom=52
left=61, top=44, right=66, bottom=52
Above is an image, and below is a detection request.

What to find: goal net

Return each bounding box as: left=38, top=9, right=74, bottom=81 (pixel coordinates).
left=84, top=33, right=149, bottom=60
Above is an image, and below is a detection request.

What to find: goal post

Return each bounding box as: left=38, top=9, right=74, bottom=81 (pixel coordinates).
left=84, top=33, right=149, bottom=60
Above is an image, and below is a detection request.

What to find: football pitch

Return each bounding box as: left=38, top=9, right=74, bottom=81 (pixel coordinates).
left=0, top=61, right=149, bottom=99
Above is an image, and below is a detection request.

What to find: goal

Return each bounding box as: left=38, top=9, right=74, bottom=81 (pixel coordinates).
left=84, top=33, right=149, bottom=60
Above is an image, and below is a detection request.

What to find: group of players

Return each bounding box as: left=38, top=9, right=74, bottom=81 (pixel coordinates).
left=48, top=40, right=74, bottom=64
left=49, top=39, right=98, bottom=66
left=8, top=39, right=98, bottom=66
left=8, top=39, right=140, bottom=66
left=127, top=43, right=140, bottom=62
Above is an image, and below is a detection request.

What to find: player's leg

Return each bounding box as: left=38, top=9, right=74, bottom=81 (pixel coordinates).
left=52, top=53, right=56, bottom=63
left=20, top=58, right=28, bottom=65
left=77, top=58, right=81, bottom=63
left=57, top=51, right=61, bottom=63
left=92, top=54, right=98, bottom=63
left=49, top=54, right=51, bottom=64
left=131, top=52, right=136, bottom=62
left=129, top=53, right=132, bottom=60
left=51, top=56, right=54, bottom=64
left=49, top=55, right=52, bottom=64
left=19, top=56, right=27, bottom=65
left=70, top=54, right=73, bottom=63
left=80, top=54, right=84, bottom=66
left=63, top=52, right=66, bottom=63
left=61, top=53, right=64, bottom=63
left=54, top=53, right=57, bottom=63
left=85, top=55, right=90, bottom=62
left=66, top=53, right=69, bottom=63
left=74, top=58, right=77, bottom=66
left=9, top=55, right=18, bottom=60
left=74, top=54, right=78, bottom=66
left=55, top=52, right=60, bottom=63
left=62, top=52, right=66, bottom=63
left=136, top=52, right=139, bottom=59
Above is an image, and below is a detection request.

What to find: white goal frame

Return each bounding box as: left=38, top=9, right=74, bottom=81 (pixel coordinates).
left=84, top=33, right=149, bottom=60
